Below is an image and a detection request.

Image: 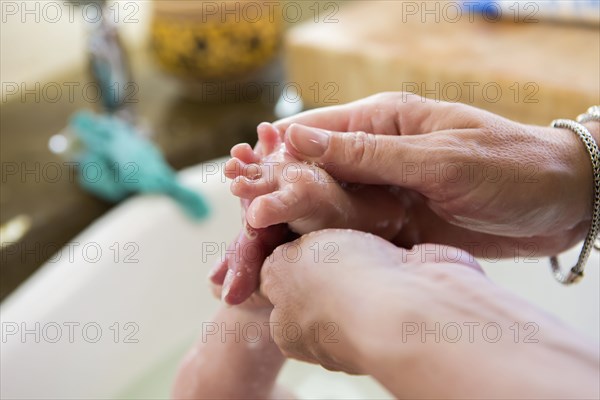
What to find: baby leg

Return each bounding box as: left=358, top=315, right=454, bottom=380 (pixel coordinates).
left=172, top=305, right=291, bottom=399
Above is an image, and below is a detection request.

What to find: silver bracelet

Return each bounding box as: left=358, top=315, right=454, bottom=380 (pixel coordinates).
left=580, top=106, right=600, bottom=252
left=549, top=106, right=600, bottom=284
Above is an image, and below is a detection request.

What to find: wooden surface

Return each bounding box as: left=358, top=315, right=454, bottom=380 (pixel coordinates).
left=285, top=0, right=600, bottom=124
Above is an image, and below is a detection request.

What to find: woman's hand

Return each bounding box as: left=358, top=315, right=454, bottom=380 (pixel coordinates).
left=259, top=229, right=481, bottom=375
left=260, top=229, right=600, bottom=399
left=274, top=92, right=598, bottom=257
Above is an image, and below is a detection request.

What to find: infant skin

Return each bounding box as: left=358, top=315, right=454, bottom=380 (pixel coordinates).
left=184, top=123, right=412, bottom=398
left=211, top=123, right=407, bottom=305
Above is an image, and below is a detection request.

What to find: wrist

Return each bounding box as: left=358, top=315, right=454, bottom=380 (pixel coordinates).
left=536, top=124, right=594, bottom=228
left=355, top=267, right=599, bottom=399
left=570, top=120, right=599, bottom=224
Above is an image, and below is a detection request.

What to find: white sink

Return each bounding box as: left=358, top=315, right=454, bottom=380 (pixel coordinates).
left=1, top=158, right=598, bottom=399
left=0, top=158, right=391, bottom=399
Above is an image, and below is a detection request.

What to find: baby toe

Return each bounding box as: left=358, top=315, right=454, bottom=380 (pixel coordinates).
left=225, top=158, right=264, bottom=180
left=230, top=143, right=259, bottom=164
left=257, top=122, right=281, bottom=155
left=224, top=158, right=246, bottom=179
left=230, top=175, right=278, bottom=200
left=246, top=189, right=311, bottom=229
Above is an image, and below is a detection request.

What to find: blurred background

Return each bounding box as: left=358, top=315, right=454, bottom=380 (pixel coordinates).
left=1, top=1, right=599, bottom=399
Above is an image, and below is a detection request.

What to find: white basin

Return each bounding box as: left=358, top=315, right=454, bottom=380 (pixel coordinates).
left=1, top=158, right=598, bottom=399
left=0, top=158, right=390, bottom=399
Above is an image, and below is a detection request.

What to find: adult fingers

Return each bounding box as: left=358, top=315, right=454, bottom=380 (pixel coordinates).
left=274, top=92, right=484, bottom=137
left=283, top=123, right=471, bottom=196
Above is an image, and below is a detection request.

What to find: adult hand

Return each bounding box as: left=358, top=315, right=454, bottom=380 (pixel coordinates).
left=274, top=93, right=599, bottom=257
left=260, top=229, right=599, bottom=399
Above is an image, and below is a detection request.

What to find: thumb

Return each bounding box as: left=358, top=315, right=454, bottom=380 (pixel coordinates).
left=284, top=123, right=431, bottom=191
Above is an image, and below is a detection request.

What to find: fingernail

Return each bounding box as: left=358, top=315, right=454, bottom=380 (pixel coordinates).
left=288, top=124, right=330, bottom=157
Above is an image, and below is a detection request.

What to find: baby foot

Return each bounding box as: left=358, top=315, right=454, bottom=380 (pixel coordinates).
left=210, top=124, right=295, bottom=305
left=227, top=143, right=407, bottom=238
left=213, top=123, right=407, bottom=305
left=209, top=220, right=293, bottom=305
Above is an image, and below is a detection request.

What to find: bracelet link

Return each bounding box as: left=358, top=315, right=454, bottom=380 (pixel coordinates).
left=577, top=106, right=600, bottom=124
left=549, top=111, right=600, bottom=285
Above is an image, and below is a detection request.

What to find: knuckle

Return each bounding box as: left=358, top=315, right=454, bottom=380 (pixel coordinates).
left=370, top=91, right=398, bottom=102
left=260, top=259, right=285, bottom=302
left=343, top=130, right=377, bottom=167
left=260, top=253, right=279, bottom=284
left=397, top=91, right=424, bottom=104
left=369, top=91, right=411, bottom=104
left=450, top=102, right=488, bottom=128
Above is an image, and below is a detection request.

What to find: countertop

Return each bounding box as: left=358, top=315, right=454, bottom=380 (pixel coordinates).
left=285, top=0, right=600, bottom=124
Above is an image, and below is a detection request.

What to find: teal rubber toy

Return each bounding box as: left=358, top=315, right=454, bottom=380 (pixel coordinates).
left=70, top=111, right=210, bottom=220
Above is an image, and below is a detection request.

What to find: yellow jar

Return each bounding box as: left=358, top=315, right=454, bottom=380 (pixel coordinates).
left=150, top=1, right=283, bottom=83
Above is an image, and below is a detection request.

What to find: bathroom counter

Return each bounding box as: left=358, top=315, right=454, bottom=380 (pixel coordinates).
left=0, top=49, right=277, bottom=301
